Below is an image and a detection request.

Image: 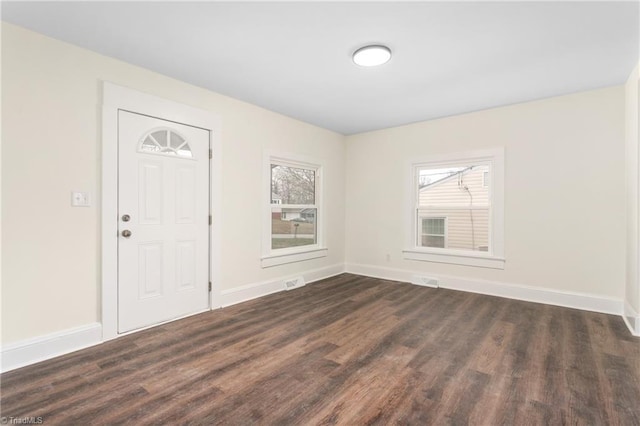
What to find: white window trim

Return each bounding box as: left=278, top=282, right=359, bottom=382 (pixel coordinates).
left=403, top=147, right=505, bottom=269
left=261, top=151, right=327, bottom=268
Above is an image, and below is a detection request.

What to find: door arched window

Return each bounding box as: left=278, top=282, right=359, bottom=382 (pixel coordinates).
left=139, top=128, right=193, bottom=159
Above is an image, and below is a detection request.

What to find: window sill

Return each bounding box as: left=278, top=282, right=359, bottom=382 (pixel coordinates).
left=261, top=248, right=328, bottom=268
left=402, top=249, right=505, bottom=269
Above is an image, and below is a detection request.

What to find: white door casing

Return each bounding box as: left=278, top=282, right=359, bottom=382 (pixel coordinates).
left=118, top=111, right=209, bottom=333
left=102, top=82, right=223, bottom=341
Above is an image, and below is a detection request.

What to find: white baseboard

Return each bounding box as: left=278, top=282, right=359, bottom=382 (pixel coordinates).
left=218, top=263, right=346, bottom=308
left=345, top=263, right=623, bottom=316
left=623, top=300, right=640, bottom=336
left=4, top=262, right=629, bottom=374
left=1, top=323, right=102, bottom=373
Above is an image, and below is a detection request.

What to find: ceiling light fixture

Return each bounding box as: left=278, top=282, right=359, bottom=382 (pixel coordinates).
left=352, top=45, right=392, bottom=67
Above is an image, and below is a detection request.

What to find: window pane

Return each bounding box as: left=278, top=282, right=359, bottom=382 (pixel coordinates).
left=420, top=217, right=445, bottom=248
left=150, top=130, right=168, bottom=147
left=417, top=163, right=490, bottom=252
left=271, top=208, right=317, bottom=249
left=169, top=131, right=185, bottom=149
left=423, top=218, right=443, bottom=235
left=271, top=165, right=315, bottom=204
left=141, top=137, right=161, bottom=153
left=422, top=235, right=445, bottom=248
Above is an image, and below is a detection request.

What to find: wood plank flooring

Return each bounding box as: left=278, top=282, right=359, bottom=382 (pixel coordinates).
left=1, top=274, right=639, bottom=425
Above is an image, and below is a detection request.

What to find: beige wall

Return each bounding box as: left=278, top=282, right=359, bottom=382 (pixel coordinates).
left=1, top=22, right=632, bottom=346
left=626, top=63, right=640, bottom=313
left=1, top=23, right=345, bottom=344
left=346, top=86, right=626, bottom=298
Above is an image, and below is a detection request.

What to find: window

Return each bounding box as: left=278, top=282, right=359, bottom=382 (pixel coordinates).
left=140, top=128, right=193, bottom=158
left=421, top=217, right=446, bottom=248
left=404, top=148, right=505, bottom=269
left=416, top=163, right=490, bottom=251
left=270, top=163, right=317, bottom=250
left=262, top=154, right=326, bottom=267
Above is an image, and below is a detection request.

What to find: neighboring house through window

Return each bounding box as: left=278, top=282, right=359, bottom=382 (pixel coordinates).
left=421, top=217, right=447, bottom=248
left=404, top=148, right=505, bottom=269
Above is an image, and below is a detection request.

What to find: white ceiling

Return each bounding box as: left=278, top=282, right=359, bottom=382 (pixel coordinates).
left=2, top=1, right=638, bottom=135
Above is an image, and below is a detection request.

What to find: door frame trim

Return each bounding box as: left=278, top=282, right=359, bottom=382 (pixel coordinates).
left=101, top=82, right=222, bottom=341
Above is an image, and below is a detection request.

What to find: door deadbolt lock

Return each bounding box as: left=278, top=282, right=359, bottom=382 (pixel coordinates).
left=122, top=214, right=131, bottom=222
left=121, top=229, right=132, bottom=238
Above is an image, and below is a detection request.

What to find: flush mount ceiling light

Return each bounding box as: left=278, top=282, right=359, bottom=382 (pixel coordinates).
left=352, top=45, right=392, bottom=67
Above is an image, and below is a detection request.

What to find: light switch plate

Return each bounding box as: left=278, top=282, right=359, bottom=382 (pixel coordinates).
left=71, top=191, right=91, bottom=207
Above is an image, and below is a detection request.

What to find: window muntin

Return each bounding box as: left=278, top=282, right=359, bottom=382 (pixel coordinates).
left=416, top=162, right=491, bottom=253
left=270, top=162, right=318, bottom=251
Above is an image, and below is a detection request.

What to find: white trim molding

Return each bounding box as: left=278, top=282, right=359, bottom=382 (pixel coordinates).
left=1, top=323, right=102, bottom=373
left=261, top=248, right=328, bottom=268
left=345, top=263, right=623, bottom=316
left=623, top=301, right=640, bottom=336
left=102, top=81, right=223, bottom=341
left=403, top=249, right=505, bottom=269
left=219, top=263, right=344, bottom=307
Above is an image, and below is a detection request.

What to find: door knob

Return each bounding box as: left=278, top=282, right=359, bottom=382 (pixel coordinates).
left=122, top=214, right=131, bottom=222
left=122, top=230, right=132, bottom=238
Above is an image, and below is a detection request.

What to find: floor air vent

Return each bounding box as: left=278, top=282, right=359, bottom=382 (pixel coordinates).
left=411, top=275, right=439, bottom=288
left=284, top=277, right=305, bottom=291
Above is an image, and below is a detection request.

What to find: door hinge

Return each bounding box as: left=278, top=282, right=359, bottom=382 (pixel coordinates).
left=209, top=149, right=212, bottom=159
left=209, top=214, right=212, bottom=225
left=208, top=281, right=212, bottom=292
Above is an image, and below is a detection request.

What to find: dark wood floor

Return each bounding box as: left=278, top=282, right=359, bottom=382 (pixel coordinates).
left=2, top=274, right=639, bottom=425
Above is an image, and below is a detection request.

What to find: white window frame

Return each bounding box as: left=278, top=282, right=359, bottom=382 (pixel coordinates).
left=261, top=152, right=327, bottom=268
left=403, top=147, right=505, bottom=269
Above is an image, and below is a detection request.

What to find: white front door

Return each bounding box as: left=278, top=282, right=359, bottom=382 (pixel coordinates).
left=118, top=110, right=210, bottom=333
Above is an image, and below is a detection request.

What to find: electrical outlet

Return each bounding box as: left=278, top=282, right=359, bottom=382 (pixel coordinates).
left=71, top=191, right=91, bottom=207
